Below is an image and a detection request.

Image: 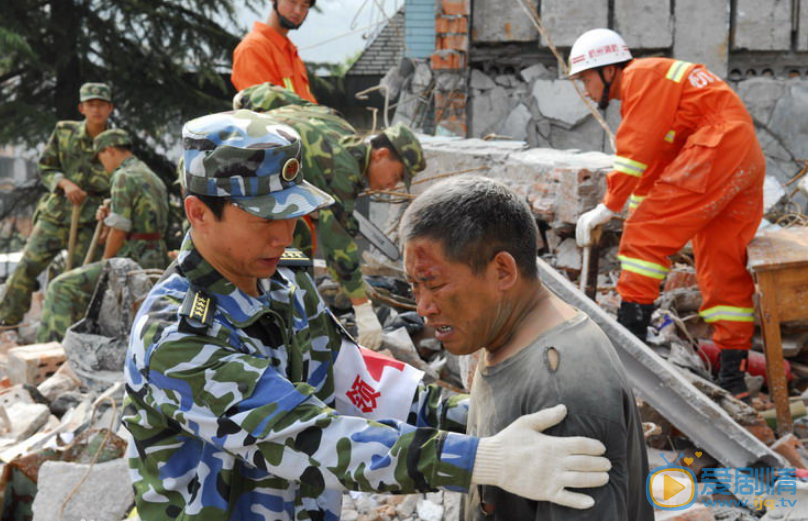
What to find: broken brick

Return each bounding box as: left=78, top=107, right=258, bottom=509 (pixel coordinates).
left=441, top=0, right=469, bottom=15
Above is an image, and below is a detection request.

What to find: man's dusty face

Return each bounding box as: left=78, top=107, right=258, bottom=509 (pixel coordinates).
left=78, top=99, right=113, bottom=127
left=404, top=237, right=500, bottom=356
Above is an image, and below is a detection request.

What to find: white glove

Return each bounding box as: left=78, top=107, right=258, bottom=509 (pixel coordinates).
left=576, top=203, right=614, bottom=247
left=354, top=301, right=383, bottom=350
left=471, top=404, right=611, bottom=509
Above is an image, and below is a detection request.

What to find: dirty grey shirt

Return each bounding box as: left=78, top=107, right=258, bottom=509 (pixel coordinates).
left=463, top=311, right=653, bottom=521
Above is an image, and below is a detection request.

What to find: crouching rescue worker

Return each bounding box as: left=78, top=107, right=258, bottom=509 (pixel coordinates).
left=571, top=28, right=765, bottom=400
left=37, top=129, right=168, bottom=342
left=123, top=110, right=612, bottom=520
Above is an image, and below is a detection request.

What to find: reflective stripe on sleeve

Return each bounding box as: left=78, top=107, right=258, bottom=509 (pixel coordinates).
left=618, top=254, right=669, bottom=280
left=666, top=60, right=693, bottom=83
left=283, top=78, right=295, bottom=92
left=614, top=156, right=648, bottom=177
left=699, top=305, right=755, bottom=323
left=628, top=194, right=646, bottom=211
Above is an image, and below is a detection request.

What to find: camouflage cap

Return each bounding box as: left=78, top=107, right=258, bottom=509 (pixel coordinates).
left=93, top=129, right=131, bottom=155
left=80, top=82, right=112, bottom=102
left=182, top=110, right=334, bottom=220
left=233, top=82, right=313, bottom=112
left=380, top=123, right=425, bottom=187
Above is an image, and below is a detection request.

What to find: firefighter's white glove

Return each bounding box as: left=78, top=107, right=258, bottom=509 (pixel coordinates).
left=576, top=204, right=614, bottom=247
left=471, top=404, right=611, bottom=509
left=354, top=301, right=383, bottom=350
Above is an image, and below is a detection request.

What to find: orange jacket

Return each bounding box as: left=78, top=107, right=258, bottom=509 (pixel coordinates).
left=604, top=58, right=755, bottom=213
left=232, top=22, right=316, bottom=103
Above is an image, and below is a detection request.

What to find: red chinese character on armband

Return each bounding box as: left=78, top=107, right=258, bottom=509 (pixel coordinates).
left=346, top=375, right=382, bottom=413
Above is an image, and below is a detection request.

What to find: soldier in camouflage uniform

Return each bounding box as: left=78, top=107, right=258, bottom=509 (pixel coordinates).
left=234, top=82, right=425, bottom=349
left=123, top=110, right=611, bottom=521
left=0, top=82, right=114, bottom=326
left=37, top=129, right=169, bottom=342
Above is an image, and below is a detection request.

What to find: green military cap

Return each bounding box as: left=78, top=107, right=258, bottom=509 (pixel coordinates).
left=380, top=123, right=426, bottom=188
left=80, top=82, right=112, bottom=102
left=233, top=82, right=312, bottom=112
left=93, top=129, right=131, bottom=155
left=182, top=110, right=334, bottom=220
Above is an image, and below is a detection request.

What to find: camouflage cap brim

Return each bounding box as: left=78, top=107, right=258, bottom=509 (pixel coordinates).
left=229, top=180, right=334, bottom=220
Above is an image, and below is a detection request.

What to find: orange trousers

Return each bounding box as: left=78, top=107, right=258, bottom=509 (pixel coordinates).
left=616, top=121, right=765, bottom=351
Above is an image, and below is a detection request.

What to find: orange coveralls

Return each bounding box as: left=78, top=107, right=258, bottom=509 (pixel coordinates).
left=604, top=58, right=765, bottom=352
left=232, top=22, right=316, bottom=103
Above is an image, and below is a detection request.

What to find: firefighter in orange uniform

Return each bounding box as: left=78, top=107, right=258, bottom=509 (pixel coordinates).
left=572, top=29, right=765, bottom=399
left=231, top=0, right=316, bottom=102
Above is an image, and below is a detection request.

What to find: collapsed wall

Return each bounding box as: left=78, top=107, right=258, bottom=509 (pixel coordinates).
left=391, top=136, right=613, bottom=230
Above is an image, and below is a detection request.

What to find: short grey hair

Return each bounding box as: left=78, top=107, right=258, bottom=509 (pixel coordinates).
left=400, top=176, right=539, bottom=279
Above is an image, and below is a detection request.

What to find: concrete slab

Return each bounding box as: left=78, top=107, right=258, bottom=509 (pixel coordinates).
left=470, top=69, right=496, bottom=91
left=32, top=458, right=134, bottom=521
left=532, top=80, right=591, bottom=127
left=736, top=78, right=787, bottom=126
left=540, top=0, right=607, bottom=47
left=768, top=82, right=808, bottom=160
left=520, top=63, right=554, bottom=83
left=470, top=86, right=513, bottom=137
left=471, top=0, right=538, bottom=42
left=673, top=0, right=729, bottom=78
left=498, top=103, right=532, bottom=141
left=734, top=0, right=791, bottom=51
left=614, top=0, right=673, bottom=49
left=801, top=0, right=808, bottom=51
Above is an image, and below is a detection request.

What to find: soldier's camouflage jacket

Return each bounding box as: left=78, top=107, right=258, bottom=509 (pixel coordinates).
left=123, top=233, right=475, bottom=521
left=263, top=106, right=370, bottom=300
left=38, top=120, right=112, bottom=224
left=106, top=156, right=169, bottom=269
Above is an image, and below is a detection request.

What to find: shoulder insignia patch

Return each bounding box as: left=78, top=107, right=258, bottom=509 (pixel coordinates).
left=279, top=248, right=313, bottom=268
left=178, top=286, right=216, bottom=335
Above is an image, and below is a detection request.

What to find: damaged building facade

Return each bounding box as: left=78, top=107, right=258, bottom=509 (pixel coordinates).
left=383, top=0, right=808, bottom=192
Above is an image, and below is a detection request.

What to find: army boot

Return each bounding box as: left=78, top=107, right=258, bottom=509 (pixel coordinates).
left=617, top=301, right=655, bottom=341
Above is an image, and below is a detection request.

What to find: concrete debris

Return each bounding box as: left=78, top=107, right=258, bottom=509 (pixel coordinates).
left=520, top=63, right=554, bottom=83
left=6, top=342, right=65, bottom=386
left=470, top=69, right=496, bottom=91
left=554, top=237, right=583, bottom=271
left=32, top=458, right=134, bottom=521
left=764, top=175, right=786, bottom=212
left=498, top=103, right=532, bottom=141
left=531, top=79, right=592, bottom=127
left=655, top=504, right=717, bottom=521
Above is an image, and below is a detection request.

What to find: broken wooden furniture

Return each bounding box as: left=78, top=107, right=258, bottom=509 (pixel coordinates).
left=747, top=227, right=808, bottom=435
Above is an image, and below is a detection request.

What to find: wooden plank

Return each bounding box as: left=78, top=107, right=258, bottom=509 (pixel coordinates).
left=757, top=271, right=793, bottom=435
left=748, top=227, right=808, bottom=272
left=764, top=267, right=808, bottom=323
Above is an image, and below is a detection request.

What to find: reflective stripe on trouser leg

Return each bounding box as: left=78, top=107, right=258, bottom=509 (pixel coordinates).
left=616, top=255, right=671, bottom=306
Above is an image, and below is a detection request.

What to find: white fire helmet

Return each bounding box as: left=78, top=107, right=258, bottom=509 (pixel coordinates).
left=568, top=28, right=632, bottom=78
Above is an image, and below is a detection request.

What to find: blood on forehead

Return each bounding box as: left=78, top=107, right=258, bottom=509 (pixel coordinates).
left=403, top=240, right=448, bottom=282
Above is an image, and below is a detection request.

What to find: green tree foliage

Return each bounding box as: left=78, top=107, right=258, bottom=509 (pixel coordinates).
left=0, top=0, right=259, bottom=247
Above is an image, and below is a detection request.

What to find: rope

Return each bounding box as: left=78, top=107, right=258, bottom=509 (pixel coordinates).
left=58, top=396, right=118, bottom=520
left=785, top=159, right=808, bottom=187
left=512, top=0, right=616, bottom=151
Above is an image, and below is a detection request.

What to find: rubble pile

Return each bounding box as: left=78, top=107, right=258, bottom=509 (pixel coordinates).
left=0, top=261, right=154, bottom=521
left=1, top=145, right=807, bottom=520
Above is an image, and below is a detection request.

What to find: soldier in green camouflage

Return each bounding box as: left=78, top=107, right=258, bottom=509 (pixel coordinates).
left=37, top=129, right=169, bottom=343
left=123, top=110, right=611, bottom=521
left=234, top=82, right=426, bottom=349
left=0, top=82, right=114, bottom=326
